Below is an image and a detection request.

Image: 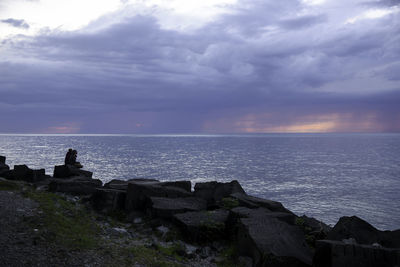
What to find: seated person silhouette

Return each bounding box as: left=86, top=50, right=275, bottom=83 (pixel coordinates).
left=65, top=149, right=83, bottom=168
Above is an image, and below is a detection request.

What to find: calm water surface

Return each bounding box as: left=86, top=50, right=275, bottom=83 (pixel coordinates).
left=1, top=133, right=399, bottom=230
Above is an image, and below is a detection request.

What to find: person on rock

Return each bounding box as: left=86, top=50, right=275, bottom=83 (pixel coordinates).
left=71, top=150, right=83, bottom=168
left=64, top=148, right=73, bottom=165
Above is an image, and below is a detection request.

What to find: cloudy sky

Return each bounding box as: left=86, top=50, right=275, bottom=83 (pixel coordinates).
left=0, top=0, right=399, bottom=133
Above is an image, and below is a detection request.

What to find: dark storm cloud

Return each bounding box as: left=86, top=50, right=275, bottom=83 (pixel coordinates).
left=0, top=0, right=399, bottom=133
left=1, top=18, right=29, bottom=29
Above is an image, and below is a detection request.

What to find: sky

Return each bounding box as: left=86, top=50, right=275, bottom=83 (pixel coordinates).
left=0, top=0, right=399, bottom=134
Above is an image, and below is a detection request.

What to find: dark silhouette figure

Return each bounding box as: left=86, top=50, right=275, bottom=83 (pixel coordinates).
left=64, top=149, right=83, bottom=168
left=71, top=150, right=83, bottom=168
left=64, top=148, right=73, bottom=165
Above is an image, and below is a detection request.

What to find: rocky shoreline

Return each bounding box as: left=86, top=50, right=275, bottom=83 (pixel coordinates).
left=1, top=155, right=399, bottom=267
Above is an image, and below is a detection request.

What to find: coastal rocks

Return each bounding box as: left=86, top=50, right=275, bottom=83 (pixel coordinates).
left=53, top=165, right=93, bottom=179
left=104, top=178, right=159, bottom=191
left=230, top=192, right=294, bottom=214
left=0, top=156, right=10, bottom=176
left=0, top=164, right=48, bottom=183
left=91, top=188, right=126, bottom=213
left=313, top=240, right=400, bottom=267
left=148, top=197, right=207, bottom=219
left=125, top=180, right=192, bottom=212
left=13, top=165, right=47, bottom=183
left=231, top=207, right=313, bottom=267
left=174, top=209, right=229, bottom=242
left=194, top=180, right=246, bottom=207
left=327, top=216, right=400, bottom=248
left=49, top=177, right=102, bottom=195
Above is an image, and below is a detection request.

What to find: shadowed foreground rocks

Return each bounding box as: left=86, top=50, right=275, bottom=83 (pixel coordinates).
left=1, top=155, right=399, bottom=267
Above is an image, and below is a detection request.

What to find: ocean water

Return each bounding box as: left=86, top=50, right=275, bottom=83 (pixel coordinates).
left=1, top=133, right=399, bottom=230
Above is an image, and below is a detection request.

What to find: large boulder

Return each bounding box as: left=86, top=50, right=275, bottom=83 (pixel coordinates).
left=0, top=156, right=10, bottom=177
left=125, top=180, right=192, bottom=212
left=148, top=197, right=207, bottom=219
left=91, top=188, right=126, bottom=213
left=313, top=240, right=400, bottom=267
left=194, top=180, right=246, bottom=207
left=49, top=177, right=102, bottom=195
left=232, top=207, right=312, bottom=267
left=12, top=165, right=47, bottom=183
left=104, top=178, right=159, bottom=191
left=230, top=192, right=294, bottom=214
left=53, top=165, right=93, bottom=179
left=174, top=209, right=229, bottom=242
left=327, top=216, right=400, bottom=248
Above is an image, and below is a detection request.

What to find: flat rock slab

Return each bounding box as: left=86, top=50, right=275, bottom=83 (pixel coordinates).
left=194, top=180, right=246, bottom=207
left=328, top=216, right=400, bottom=248
left=174, top=209, right=229, bottom=242
left=104, top=178, right=159, bottom=191
left=230, top=192, right=293, bottom=214
left=53, top=165, right=93, bottom=179
left=13, top=165, right=47, bottom=183
left=314, top=240, right=400, bottom=267
left=125, top=181, right=192, bottom=211
left=234, top=207, right=312, bottom=267
left=149, top=197, right=207, bottom=219
left=49, top=177, right=102, bottom=195
left=91, top=188, right=126, bottom=213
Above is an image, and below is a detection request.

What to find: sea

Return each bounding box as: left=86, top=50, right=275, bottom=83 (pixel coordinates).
left=1, top=133, right=399, bottom=230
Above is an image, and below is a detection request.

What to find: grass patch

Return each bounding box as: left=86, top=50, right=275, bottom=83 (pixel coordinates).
left=24, top=190, right=100, bottom=249
left=221, top=197, right=239, bottom=210
left=125, top=245, right=185, bottom=267
left=217, top=245, right=241, bottom=267
left=0, top=180, right=21, bottom=191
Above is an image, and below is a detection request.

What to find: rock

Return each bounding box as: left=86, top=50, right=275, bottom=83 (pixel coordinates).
left=299, top=215, right=332, bottom=233
left=327, top=216, right=400, bottom=248
left=194, top=180, right=246, bottom=207
left=233, top=207, right=313, bottom=267
left=160, top=181, right=191, bottom=192
left=230, top=192, right=293, bottom=214
left=12, top=165, right=47, bottom=183
left=91, top=188, right=126, bottom=213
left=156, top=225, right=169, bottom=236
left=148, top=197, right=207, bottom=219
left=0, top=156, right=10, bottom=177
left=238, top=256, right=253, bottom=267
left=49, top=177, right=102, bottom=195
left=125, top=180, right=192, bottom=212
left=53, top=165, right=93, bottom=179
left=313, top=240, right=400, bottom=267
left=230, top=206, right=297, bottom=226
left=199, top=246, right=212, bottom=258
left=104, top=179, right=129, bottom=190
left=174, top=209, right=229, bottom=242
left=109, top=227, right=128, bottom=236
left=133, top=218, right=143, bottom=224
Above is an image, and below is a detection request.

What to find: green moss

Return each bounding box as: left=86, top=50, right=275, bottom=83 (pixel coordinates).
left=221, top=197, right=239, bottom=210
left=0, top=180, right=20, bottom=191
left=295, top=217, right=305, bottom=227
left=157, top=242, right=185, bottom=261
left=217, top=245, right=242, bottom=267
left=24, top=190, right=100, bottom=249
left=126, top=245, right=185, bottom=267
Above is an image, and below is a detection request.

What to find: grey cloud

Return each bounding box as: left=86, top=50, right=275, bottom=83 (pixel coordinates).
left=0, top=0, right=399, bottom=133
left=279, top=14, right=327, bottom=30
left=1, top=18, right=29, bottom=29
left=363, top=0, right=400, bottom=7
